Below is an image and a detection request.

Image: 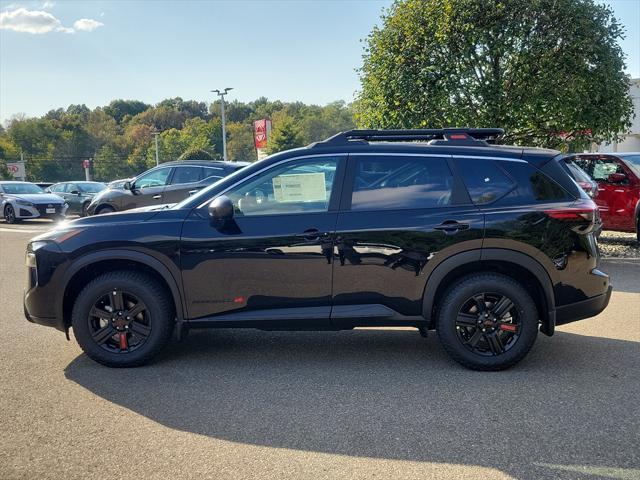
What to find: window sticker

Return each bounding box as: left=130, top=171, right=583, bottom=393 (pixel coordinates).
left=272, top=172, right=327, bottom=203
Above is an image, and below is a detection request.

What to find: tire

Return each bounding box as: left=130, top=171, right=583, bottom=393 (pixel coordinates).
left=81, top=202, right=89, bottom=217
left=71, top=271, right=174, bottom=367
left=4, top=204, right=19, bottom=224
left=636, top=216, right=639, bottom=245
left=436, top=273, right=538, bottom=371
left=95, top=205, right=115, bottom=215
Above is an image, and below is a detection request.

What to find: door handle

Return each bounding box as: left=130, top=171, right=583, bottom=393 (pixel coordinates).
left=188, top=189, right=201, bottom=195
left=434, top=220, right=470, bottom=233
left=152, top=194, right=162, bottom=200
left=295, top=228, right=326, bottom=241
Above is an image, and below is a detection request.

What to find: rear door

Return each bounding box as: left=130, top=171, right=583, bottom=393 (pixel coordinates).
left=163, top=165, right=204, bottom=204
left=330, top=154, right=484, bottom=321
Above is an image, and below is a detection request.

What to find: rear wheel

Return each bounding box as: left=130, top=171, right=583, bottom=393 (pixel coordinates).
left=81, top=201, right=89, bottom=217
left=436, top=273, right=538, bottom=371
left=71, top=271, right=174, bottom=367
left=4, top=204, right=19, bottom=224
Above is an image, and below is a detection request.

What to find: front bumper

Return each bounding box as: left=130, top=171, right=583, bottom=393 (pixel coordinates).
left=16, top=203, right=68, bottom=219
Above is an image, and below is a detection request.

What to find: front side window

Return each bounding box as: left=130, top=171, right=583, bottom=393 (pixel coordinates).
left=135, top=167, right=172, bottom=189
left=65, top=183, right=79, bottom=193
left=351, top=156, right=453, bottom=210
left=51, top=184, right=65, bottom=193
left=226, top=157, right=339, bottom=216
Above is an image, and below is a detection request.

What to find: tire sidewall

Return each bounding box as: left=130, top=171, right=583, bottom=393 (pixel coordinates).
left=437, top=274, right=538, bottom=370
left=72, top=272, right=172, bottom=367
left=5, top=205, right=16, bottom=224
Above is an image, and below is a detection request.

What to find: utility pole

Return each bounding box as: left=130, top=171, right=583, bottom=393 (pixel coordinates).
left=152, top=131, right=160, bottom=166
left=211, top=87, right=233, bottom=162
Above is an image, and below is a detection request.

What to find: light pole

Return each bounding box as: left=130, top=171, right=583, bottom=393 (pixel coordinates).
left=211, top=87, right=233, bottom=162
left=152, top=131, right=160, bottom=166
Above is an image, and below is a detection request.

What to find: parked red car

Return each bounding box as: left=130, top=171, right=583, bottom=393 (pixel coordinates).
left=570, top=153, right=640, bottom=242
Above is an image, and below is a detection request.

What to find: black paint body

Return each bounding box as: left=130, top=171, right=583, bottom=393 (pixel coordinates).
left=24, top=141, right=611, bottom=336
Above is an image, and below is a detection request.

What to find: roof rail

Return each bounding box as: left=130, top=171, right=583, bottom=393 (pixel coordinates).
left=317, top=128, right=504, bottom=146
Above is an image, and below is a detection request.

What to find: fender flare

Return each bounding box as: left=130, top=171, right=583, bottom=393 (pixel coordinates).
left=422, top=248, right=556, bottom=335
left=59, top=249, right=185, bottom=323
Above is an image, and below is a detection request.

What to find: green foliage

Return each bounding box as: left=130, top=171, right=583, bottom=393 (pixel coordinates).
left=265, top=112, right=305, bottom=154
left=356, top=0, right=634, bottom=149
left=179, top=148, right=214, bottom=161
left=1, top=97, right=355, bottom=181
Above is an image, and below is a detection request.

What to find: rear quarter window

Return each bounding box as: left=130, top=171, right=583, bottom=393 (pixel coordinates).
left=498, top=162, right=572, bottom=204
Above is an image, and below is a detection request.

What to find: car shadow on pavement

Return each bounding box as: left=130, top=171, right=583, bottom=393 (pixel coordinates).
left=64, top=329, right=640, bottom=480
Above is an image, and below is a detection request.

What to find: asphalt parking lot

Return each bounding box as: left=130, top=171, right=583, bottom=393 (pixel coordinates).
left=1, top=221, right=639, bottom=480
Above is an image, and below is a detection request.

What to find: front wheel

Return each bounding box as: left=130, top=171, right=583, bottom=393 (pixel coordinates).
left=95, top=205, right=115, bottom=215
left=436, top=273, right=539, bottom=371
left=71, top=271, right=174, bottom=367
left=4, top=204, right=19, bottom=224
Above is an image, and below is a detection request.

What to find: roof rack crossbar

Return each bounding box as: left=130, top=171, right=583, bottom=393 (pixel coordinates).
left=319, top=128, right=504, bottom=146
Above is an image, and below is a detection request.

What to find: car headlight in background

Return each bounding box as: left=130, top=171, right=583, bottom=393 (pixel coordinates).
left=16, top=199, right=34, bottom=207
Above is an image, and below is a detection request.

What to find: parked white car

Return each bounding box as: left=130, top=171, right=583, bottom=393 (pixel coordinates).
left=0, top=181, right=68, bottom=223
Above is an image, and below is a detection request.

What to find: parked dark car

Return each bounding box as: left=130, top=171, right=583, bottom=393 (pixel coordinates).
left=86, top=160, right=248, bottom=215
left=24, top=129, right=611, bottom=370
left=569, top=153, right=640, bottom=242
left=47, top=181, right=107, bottom=217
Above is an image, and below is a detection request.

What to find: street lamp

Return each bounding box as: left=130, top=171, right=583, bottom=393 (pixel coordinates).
left=151, top=130, right=160, bottom=166
left=211, top=87, right=233, bottom=162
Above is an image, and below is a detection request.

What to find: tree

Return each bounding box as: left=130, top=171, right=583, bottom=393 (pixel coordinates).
left=179, top=148, right=214, bottom=160
left=104, top=99, right=150, bottom=123
left=356, top=0, right=634, bottom=149
left=226, top=122, right=257, bottom=162
left=265, top=112, right=305, bottom=154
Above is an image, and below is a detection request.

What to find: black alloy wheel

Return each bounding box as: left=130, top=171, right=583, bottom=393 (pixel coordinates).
left=88, top=289, right=151, bottom=354
left=454, top=292, right=520, bottom=357
left=436, top=273, right=538, bottom=371
left=71, top=271, right=174, bottom=367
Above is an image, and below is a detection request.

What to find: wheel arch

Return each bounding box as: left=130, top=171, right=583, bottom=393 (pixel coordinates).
left=422, top=249, right=556, bottom=336
left=60, top=250, right=185, bottom=329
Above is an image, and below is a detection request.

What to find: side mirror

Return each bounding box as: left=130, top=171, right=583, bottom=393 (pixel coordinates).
left=607, top=172, right=626, bottom=184
left=208, top=195, right=234, bottom=227
left=70, top=190, right=80, bottom=195
left=123, top=181, right=132, bottom=191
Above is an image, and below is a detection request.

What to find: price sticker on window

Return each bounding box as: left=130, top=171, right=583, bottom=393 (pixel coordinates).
left=272, top=172, right=327, bottom=203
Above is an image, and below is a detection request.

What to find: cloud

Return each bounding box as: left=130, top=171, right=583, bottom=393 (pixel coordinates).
left=41, top=1, right=55, bottom=9
left=0, top=7, right=103, bottom=34
left=73, top=18, right=103, bottom=32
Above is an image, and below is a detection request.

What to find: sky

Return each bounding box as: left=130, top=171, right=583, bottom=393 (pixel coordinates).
left=1, top=0, right=639, bottom=123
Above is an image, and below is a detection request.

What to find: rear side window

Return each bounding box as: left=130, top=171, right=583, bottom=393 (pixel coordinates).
left=351, top=156, right=454, bottom=210
left=455, top=158, right=514, bottom=204
left=498, top=162, right=572, bottom=204
left=171, top=166, right=202, bottom=185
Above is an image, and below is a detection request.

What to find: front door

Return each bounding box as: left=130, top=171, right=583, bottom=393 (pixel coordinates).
left=180, top=155, right=346, bottom=323
left=127, top=166, right=173, bottom=209
left=331, top=154, right=484, bottom=321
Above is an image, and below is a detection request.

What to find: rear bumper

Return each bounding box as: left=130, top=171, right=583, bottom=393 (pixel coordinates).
left=555, top=285, right=613, bottom=326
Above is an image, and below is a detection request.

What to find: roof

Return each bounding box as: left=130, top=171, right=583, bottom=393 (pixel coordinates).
left=157, top=160, right=250, bottom=167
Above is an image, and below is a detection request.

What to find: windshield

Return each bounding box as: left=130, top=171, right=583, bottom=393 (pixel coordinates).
left=1, top=183, right=44, bottom=195
left=78, top=182, right=106, bottom=193
left=622, top=155, right=640, bottom=177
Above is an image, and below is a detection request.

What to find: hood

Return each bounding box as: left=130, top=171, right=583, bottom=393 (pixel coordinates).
left=61, top=204, right=188, bottom=228
left=5, top=193, right=66, bottom=204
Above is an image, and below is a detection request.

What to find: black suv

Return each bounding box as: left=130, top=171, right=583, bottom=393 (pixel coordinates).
left=24, top=129, right=611, bottom=370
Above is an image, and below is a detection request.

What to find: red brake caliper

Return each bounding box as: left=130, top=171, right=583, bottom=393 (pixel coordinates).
left=119, top=332, right=128, bottom=350
left=499, top=323, right=518, bottom=333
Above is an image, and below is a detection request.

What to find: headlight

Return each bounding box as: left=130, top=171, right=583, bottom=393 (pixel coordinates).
left=31, top=228, right=85, bottom=244
left=16, top=199, right=34, bottom=207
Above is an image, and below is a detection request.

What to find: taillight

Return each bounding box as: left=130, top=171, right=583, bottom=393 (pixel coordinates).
left=545, top=199, right=599, bottom=233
